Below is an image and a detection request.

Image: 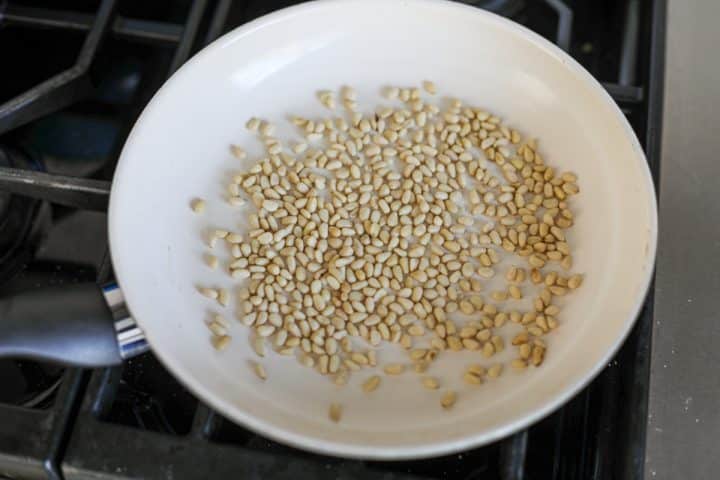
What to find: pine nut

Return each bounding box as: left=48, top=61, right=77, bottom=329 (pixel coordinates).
left=383, top=363, right=405, bottom=375
left=362, top=375, right=381, bottom=393
left=422, top=80, right=437, bottom=94
left=230, top=145, right=246, bottom=160
left=329, top=403, right=342, bottom=422
left=251, top=361, right=267, bottom=380
left=191, top=198, right=206, bottom=213
left=252, top=337, right=265, bottom=357
left=246, top=117, right=260, bottom=132
left=463, top=371, right=483, bottom=385
left=568, top=274, right=584, bottom=289
left=441, top=391, right=457, bottom=409
left=217, top=288, right=229, bottom=307
left=212, top=335, right=230, bottom=350
left=487, top=364, right=503, bottom=378
left=422, top=376, right=440, bottom=390
left=205, top=254, right=218, bottom=269
left=511, top=359, right=528, bottom=370
left=199, top=287, right=218, bottom=299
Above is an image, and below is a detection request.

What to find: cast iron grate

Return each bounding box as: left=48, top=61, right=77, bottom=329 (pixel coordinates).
left=0, top=1, right=665, bottom=479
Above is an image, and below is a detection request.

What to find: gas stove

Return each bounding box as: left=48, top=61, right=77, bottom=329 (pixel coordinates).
left=0, top=1, right=665, bottom=479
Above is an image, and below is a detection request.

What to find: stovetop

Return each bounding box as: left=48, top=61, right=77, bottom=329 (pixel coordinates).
left=0, top=1, right=665, bottom=479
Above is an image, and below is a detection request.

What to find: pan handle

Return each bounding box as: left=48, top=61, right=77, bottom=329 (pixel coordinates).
left=0, top=282, right=148, bottom=367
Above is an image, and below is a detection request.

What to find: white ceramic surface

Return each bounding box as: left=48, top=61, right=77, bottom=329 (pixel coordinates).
left=109, top=0, right=657, bottom=459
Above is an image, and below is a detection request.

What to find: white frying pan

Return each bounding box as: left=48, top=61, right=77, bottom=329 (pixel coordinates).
left=0, top=0, right=657, bottom=459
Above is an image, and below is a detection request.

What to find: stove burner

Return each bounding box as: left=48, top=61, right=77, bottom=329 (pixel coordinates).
left=0, top=146, right=49, bottom=285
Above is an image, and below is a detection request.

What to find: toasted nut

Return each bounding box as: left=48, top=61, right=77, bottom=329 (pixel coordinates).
left=251, top=337, right=265, bottom=357
left=329, top=403, right=342, bottom=422
left=414, top=361, right=429, bottom=373
left=463, top=371, right=483, bottom=385
left=568, top=274, right=584, bottom=289
left=191, top=198, right=206, bottom=213
left=199, top=287, right=218, bottom=299
left=205, top=254, right=219, bottom=269
left=487, top=364, right=503, bottom=378
left=531, top=345, right=546, bottom=366
left=251, top=361, right=267, bottom=380
left=511, top=359, right=528, bottom=370
left=422, top=80, right=437, bottom=94
left=362, top=375, right=381, bottom=392
left=230, top=145, right=247, bottom=160
left=383, top=363, right=405, bottom=375
left=441, top=391, right=457, bottom=409
left=422, top=376, right=440, bottom=390
left=212, top=335, right=230, bottom=350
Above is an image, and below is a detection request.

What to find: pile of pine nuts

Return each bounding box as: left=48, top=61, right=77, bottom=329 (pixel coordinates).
left=194, top=83, right=583, bottom=423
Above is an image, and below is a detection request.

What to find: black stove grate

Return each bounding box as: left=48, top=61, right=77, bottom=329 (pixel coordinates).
left=0, top=1, right=665, bottom=479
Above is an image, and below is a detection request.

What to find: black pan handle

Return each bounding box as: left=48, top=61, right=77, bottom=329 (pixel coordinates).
left=0, top=283, right=135, bottom=367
